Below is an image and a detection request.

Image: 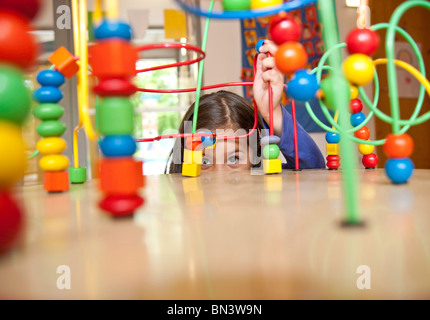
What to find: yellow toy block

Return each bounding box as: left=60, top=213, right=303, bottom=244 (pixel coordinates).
left=326, top=143, right=340, bottom=156
left=182, top=163, right=201, bottom=177
left=263, top=159, right=282, bottom=174
left=184, top=149, right=203, bottom=164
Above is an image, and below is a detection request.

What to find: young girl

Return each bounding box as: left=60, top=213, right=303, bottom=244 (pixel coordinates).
left=166, top=41, right=325, bottom=174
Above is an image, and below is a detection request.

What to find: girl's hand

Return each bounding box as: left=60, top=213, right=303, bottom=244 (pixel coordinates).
left=253, top=40, right=285, bottom=137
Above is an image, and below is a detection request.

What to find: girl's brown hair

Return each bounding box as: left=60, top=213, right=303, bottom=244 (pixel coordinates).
left=166, top=90, right=264, bottom=174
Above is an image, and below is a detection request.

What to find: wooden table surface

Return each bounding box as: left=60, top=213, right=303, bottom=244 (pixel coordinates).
left=1, top=169, right=430, bottom=299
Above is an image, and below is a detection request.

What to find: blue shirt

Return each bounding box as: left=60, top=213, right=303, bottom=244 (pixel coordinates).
left=262, top=106, right=325, bottom=169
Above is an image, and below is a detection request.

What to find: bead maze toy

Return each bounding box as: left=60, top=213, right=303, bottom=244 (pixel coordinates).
left=0, top=0, right=40, bottom=252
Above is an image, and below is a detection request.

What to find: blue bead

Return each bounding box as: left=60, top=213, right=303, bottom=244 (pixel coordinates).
left=350, top=112, right=366, bottom=127
left=95, top=20, right=132, bottom=41
left=256, top=39, right=267, bottom=53
left=385, top=158, right=414, bottom=184
left=36, top=70, right=65, bottom=87
left=99, top=135, right=137, bottom=157
left=325, top=131, right=341, bottom=143
left=261, top=135, right=281, bottom=145
left=200, top=131, right=216, bottom=148
left=287, top=69, right=320, bottom=102
left=33, top=86, right=63, bottom=103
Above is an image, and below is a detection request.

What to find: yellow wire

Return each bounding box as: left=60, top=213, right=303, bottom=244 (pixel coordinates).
left=373, top=58, right=430, bottom=98
left=106, top=0, right=119, bottom=19
left=93, top=0, right=103, bottom=25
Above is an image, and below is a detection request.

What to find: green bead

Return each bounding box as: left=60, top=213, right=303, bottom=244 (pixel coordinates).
left=33, top=103, right=64, bottom=120
left=0, top=64, right=31, bottom=125
left=98, top=97, right=134, bottom=135
left=37, top=120, right=66, bottom=137
left=69, top=167, right=86, bottom=184
left=263, top=144, right=280, bottom=159
left=222, top=0, right=251, bottom=11
left=320, top=75, right=350, bottom=110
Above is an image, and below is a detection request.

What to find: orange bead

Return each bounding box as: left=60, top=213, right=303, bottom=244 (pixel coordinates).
left=44, top=171, right=69, bottom=192
left=99, top=158, right=144, bottom=195
left=383, top=133, right=414, bottom=158
left=354, top=126, right=370, bottom=140
left=275, top=42, right=308, bottom=75
left=48, top=47, right=79, bottom=79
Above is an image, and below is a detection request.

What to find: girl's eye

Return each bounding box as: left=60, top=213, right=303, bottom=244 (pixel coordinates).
left=202, top=157, right=212, bottom=166
left=227, top=155, right=239, bottom=165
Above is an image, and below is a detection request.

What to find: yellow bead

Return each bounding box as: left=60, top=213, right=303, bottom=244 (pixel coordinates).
left=326, top=143, right=340, bottom=156
left=0, top=121, right=26, bottom=187
left=358, top=142, right=375, bottom=155
left=350, top=85, right=359, bottom=100
left=39, top=154, right=69, bottom=171
left=263, top=159, right=282, bottom=174
left=183, top=149, right=203, bottom=165
left=37, top=137, right=67, bottom=155
left=182, top=163, right=201, bottom=177
left=251, top=0, right=282, bottom=9
left=343, top=54, right=374, bottom=86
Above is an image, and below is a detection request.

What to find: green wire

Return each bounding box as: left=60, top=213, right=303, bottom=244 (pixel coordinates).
left=192, top=0, right=215, bottom=134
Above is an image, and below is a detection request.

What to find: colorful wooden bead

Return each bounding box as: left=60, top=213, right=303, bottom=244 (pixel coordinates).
left=184, top=149, right=203, bottom=165
left=275, top=42, right=308, bottom=75
left=0, top=10, right=38, bottom=69
left=94, top=20, right=133, bottom=41
left=185, top=136, right=203, bottom=150
left=358, top=142, right=375, bottom=155
left=33, top=86, right=63, bottom=103
left=0, top=191, right=23, bottom=253
left=36, top=120, right=66, bottom=137
left=69, top=167, right=87, bottom=184
left=263, top=158, right=282, bottom=174
left=44, top=171, right=69, bottom=192
left=326, top=143, right=340, bottom=156
left=251, top=0, right=282, bottom=9
left=287, top=69, right=319, bottom=102
left=350, top=112, right=366, bottom=127
left=99, top=194, right=144, bottom=217
left=261, top=135, right=281, bottom=145
left=256, top=39, right=266, bottom=53
left=263, top=144, right=280, bottom=159
left=320, top=75, right=350, bottom=110
left=0, top=65, right=31, bottom=124
left=349, top=98, right=363, bottom=114
left=350, top=85, right=359, bottom=100
left=97, top=97, right=134, bottom=135
left=325, top=132, right=341, bottom=144
left=200, top=131, right=216, bottom=148
left=37, top=137, right=67, bottom=155
left=32, top=103, right=64, bottom=120
left=385, top=158, right=414, bottom=184
left=36, top=70, right=65, bottom=87
left=346, top=28, right=380, bottom=56
left=99, top=158, right=144, bottom=194
left=383, top=133, right=414, bottom=158
left=269, top=11, right=301, bottom=45
left=182, top=163, right=201, bottom=177
left=39, top=154, right=69, bottom=171
left=362, top=153, right=378, bottom=169
left=354, top=126, right=370, bottom=140
left=93, top=78, right=137, bottom=97
left=99, top=135, right=137, bottom=157
left=48, top=46, right=79, bottom=79
left=0, top=0, right=40, bottom=20
left=326, top=155, right=341, bottom=170
left=0, top=121, right=26, bottom=187
left=343, top=54, right=374, bottom=86
left=90, top=40, right=137, bottom=80
left=222, top=0, right=251, bottom=11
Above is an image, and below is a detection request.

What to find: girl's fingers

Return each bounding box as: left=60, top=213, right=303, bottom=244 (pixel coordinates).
left=258, top=40, right=278, bottom=56
left=262, top=69, right=280, bottom=83
left=262, top=56, right=276, bottom=71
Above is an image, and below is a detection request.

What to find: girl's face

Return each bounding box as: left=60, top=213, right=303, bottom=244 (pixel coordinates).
left=201, top=136, right=253, bottom=172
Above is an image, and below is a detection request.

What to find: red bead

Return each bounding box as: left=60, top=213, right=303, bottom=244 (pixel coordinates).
left=269, top=12, right=301, bottom=45
left=94, top=78, right=138, bottom=96
left=185, top=136, right=203, bottom=150
left=362, top=153, right=378, bottom=168
left=0, top=10, right=39, bottom=69
left=383, top=133, right=414, bottom=158
left=349, top=98, right=363, bottom=114
left=99, top=194, right=144, bottom=217
left=275, top=42, right=308, bottom=75
left=0, top=191, right=23, bottom=253
left=354, top=126, right=370, bottom=140
left=326, top=155, right=341, bottom=170
left=0, top=0, right=40, bottom=20
left=346, top=28, right=380, bottom=56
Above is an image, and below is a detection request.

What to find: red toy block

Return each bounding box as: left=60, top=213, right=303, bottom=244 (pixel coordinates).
left=48, top=47, right=79, bottom=79
left=99, top=158, right=144, bottom=195
left=44, top=171, right=69, bottom=192
left=93, top=78, right=138, bottom=97
left=99, top=194, right=144, bottom=217
left=90, top=40, right=137, bottom=80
